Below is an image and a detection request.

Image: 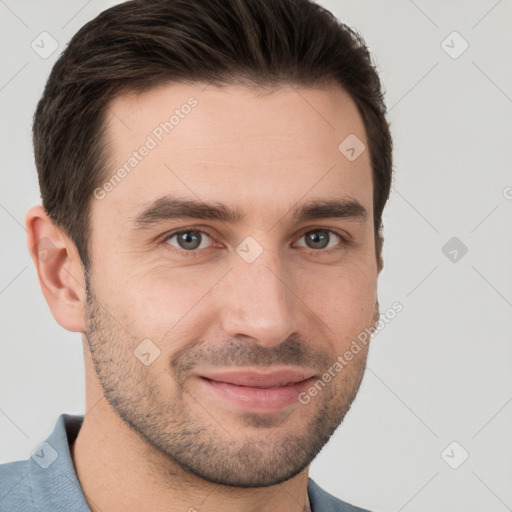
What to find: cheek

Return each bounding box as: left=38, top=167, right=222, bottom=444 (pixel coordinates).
left=96, top=263, right=223, bottom=342
left=298, top=263, right=377, bottom=348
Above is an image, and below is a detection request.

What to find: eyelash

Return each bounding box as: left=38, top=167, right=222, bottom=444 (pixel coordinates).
left=161, top=227, right=349, bottom=258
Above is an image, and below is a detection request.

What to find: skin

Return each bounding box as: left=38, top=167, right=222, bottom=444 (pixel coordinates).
left=26, top=82, right=381, bottom=512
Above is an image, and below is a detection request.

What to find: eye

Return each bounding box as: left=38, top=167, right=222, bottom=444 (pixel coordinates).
left=164, top=229, right=214, bottom=253
left=295, top=229, right=344, bottom=251
left=161, top=227, right=347, bottom=258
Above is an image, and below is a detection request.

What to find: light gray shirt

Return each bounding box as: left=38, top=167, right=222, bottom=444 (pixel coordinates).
left=0, top=414, right=370, bottom=511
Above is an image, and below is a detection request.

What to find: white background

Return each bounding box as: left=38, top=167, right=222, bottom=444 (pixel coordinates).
left=1, top=1, right=511, bottom=511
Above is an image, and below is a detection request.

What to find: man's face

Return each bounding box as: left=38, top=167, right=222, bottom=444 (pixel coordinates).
left=84, top=82, right=379, bottom=487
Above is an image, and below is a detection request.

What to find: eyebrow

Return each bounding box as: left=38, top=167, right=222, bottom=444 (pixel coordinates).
left=129, top=194, right=368, bottom=230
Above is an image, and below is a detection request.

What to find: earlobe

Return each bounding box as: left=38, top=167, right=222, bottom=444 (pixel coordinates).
left=25, top=204, right=87, bottom=333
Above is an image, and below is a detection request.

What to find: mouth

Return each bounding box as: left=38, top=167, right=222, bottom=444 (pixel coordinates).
left=196, top=368, right=317, bottom=412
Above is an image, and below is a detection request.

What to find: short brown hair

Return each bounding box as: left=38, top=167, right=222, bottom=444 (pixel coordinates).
left=33, top=0, right=393, bottom=271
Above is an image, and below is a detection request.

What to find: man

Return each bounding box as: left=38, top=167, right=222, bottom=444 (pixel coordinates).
left=0, top=0, right=392, bottom=510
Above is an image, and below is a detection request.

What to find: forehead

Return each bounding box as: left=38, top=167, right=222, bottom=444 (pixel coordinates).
left=95, top=82, right=372, bottom=226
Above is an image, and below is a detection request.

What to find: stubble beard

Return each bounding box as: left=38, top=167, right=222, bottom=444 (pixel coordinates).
left=83, top=276, right=368, bottom=487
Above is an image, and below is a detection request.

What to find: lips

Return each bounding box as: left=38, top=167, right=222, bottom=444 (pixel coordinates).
left=199, top=369, right=315, bottom=388
left=196, top=368, right=316, bottom=412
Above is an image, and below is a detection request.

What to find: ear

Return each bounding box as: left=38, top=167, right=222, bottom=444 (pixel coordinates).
left=377, top=252, right=384, bottom=274
left=26, top=204, right=87, bottom=333
left=372, top=298, right=380, bottom=328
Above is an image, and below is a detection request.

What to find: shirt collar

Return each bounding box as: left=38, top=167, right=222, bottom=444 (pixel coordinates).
left=29, top=413, right=90, bottom=511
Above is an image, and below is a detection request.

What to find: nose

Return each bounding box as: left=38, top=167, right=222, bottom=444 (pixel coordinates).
left=216, top=246, right=299, bottom=349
